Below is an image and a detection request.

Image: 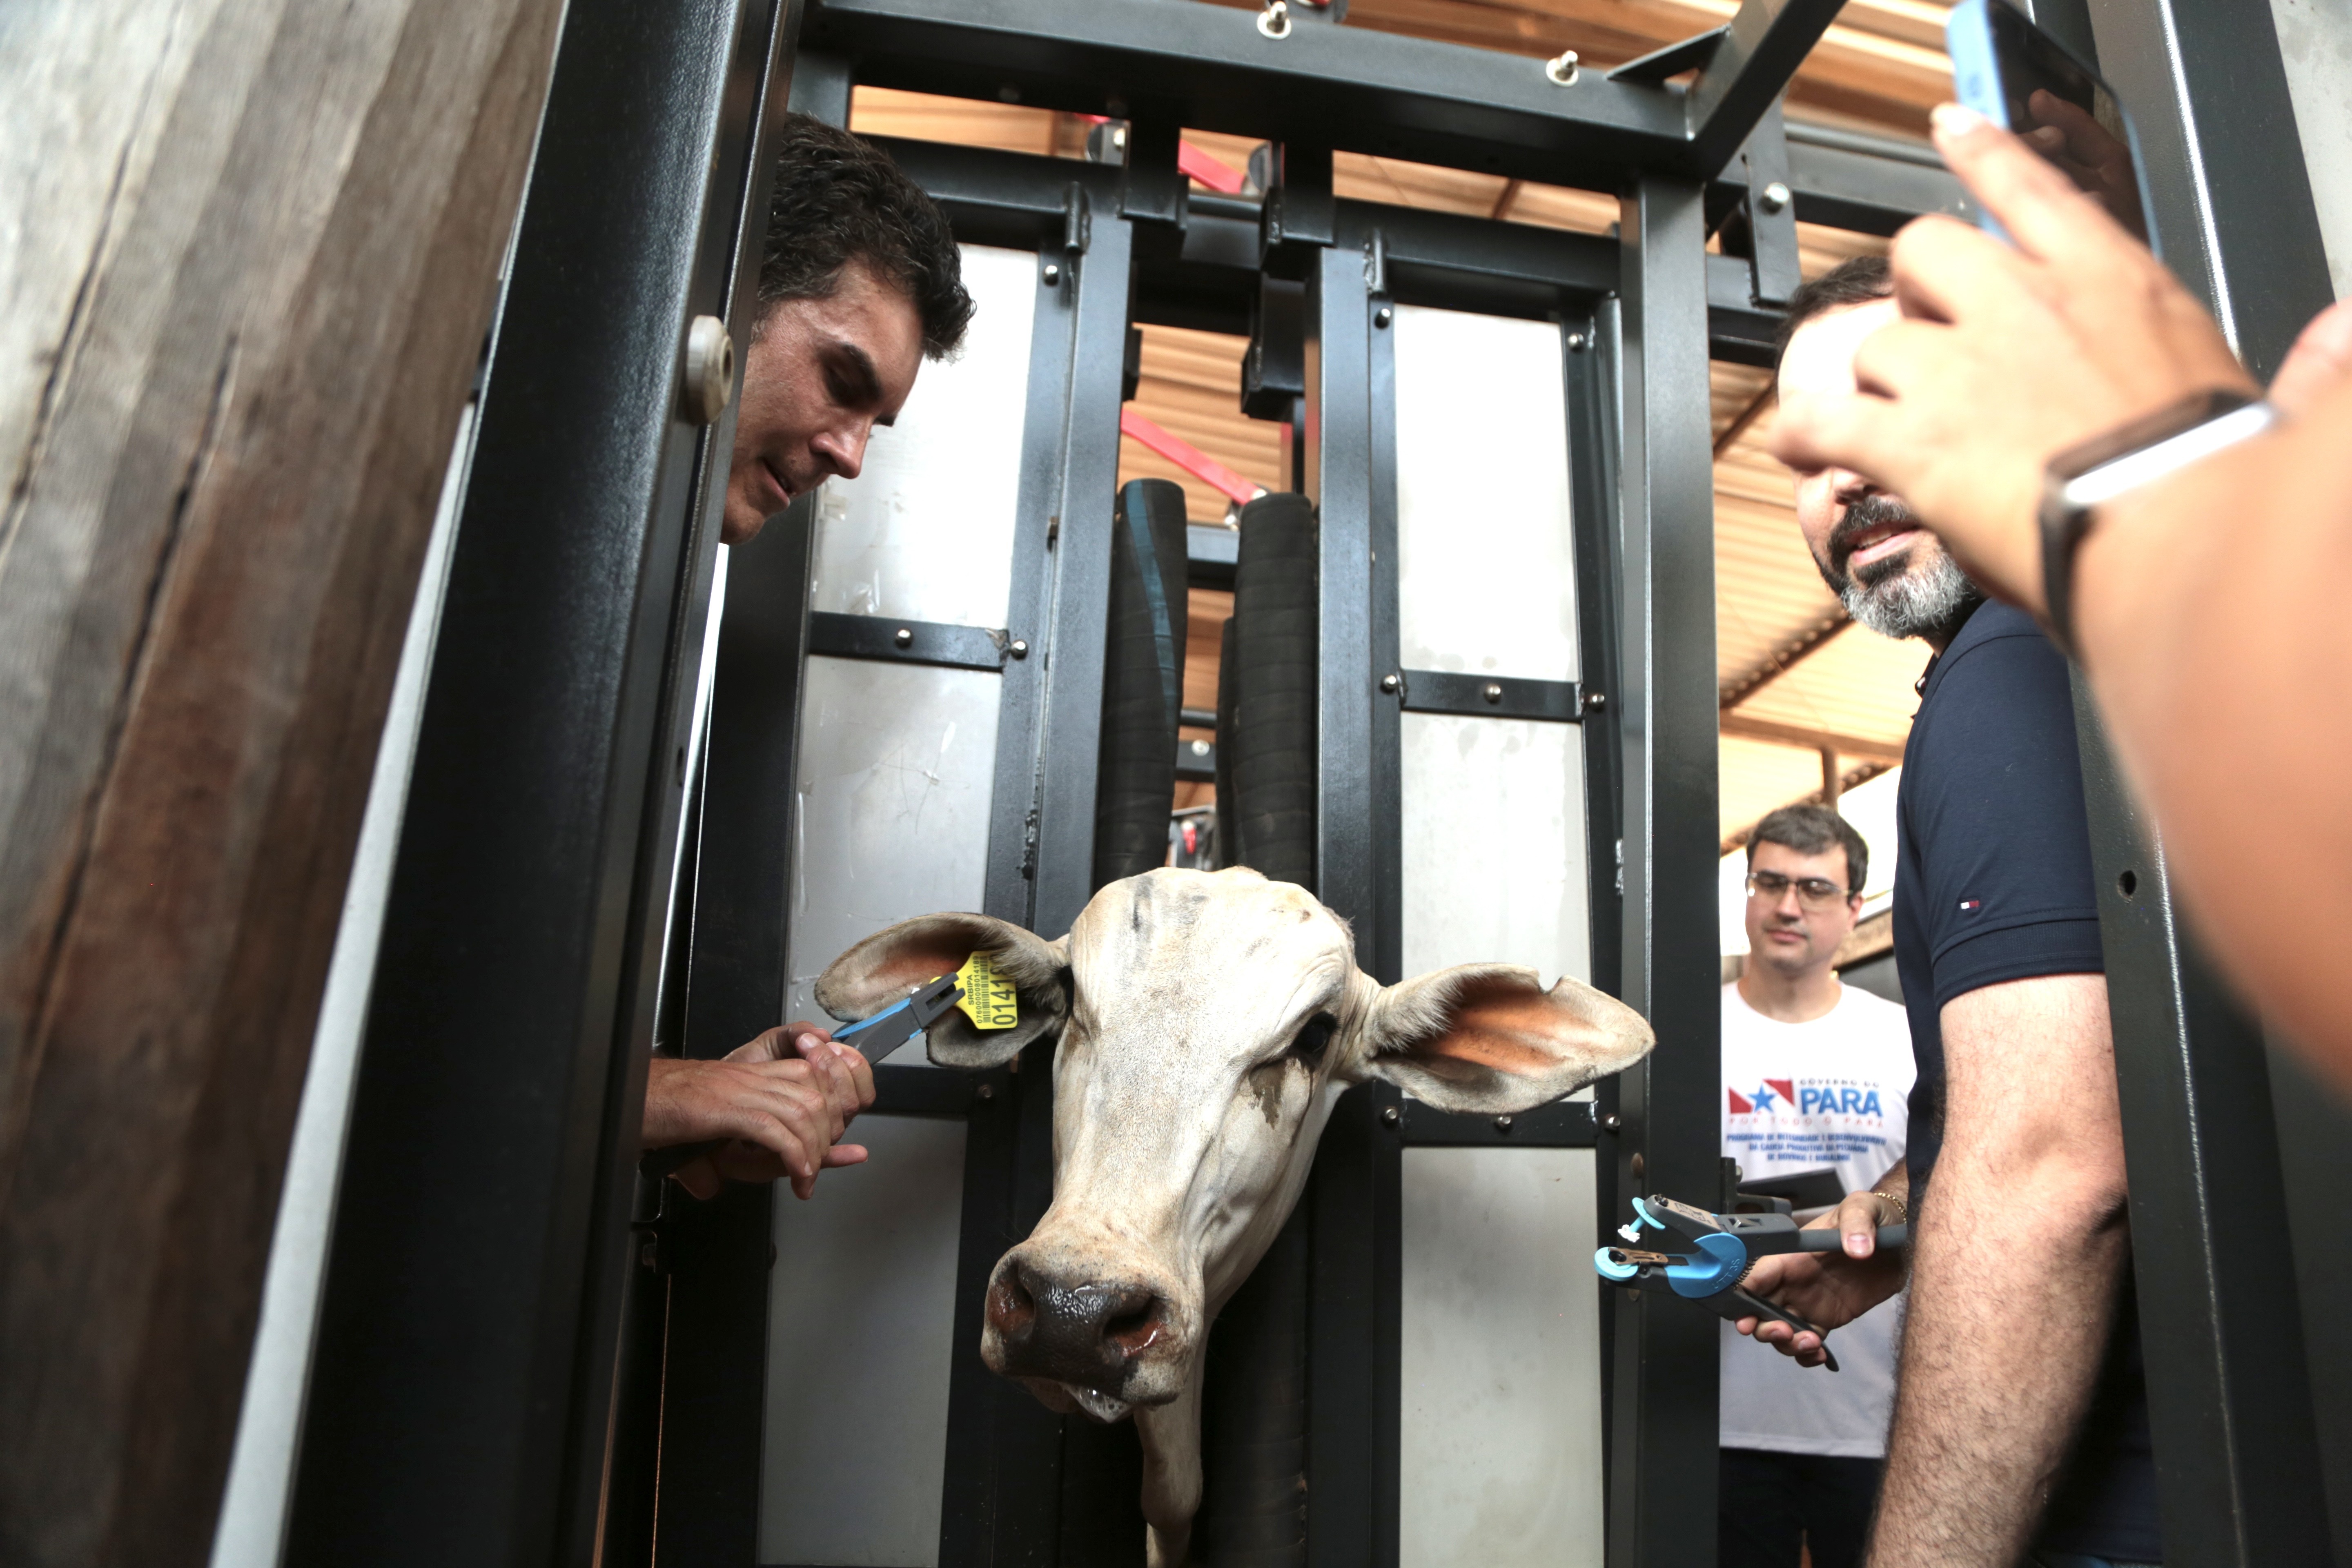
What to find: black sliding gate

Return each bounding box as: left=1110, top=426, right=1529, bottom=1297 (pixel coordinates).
left=287, top=1, right=2348, bottom=1566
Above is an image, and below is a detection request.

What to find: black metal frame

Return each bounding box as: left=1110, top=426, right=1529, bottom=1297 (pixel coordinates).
left=278, top=0, right=2348, bottom=1562
left=284, top=1, right=799, bottom=1563
left=613, top=6, right=1974, bottom=1565
left=2039, top=2, right=2341, bottom=1562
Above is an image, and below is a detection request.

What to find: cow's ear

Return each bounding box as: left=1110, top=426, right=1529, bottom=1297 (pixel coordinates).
left=817, top=913, right=1069, bottom=1068
left=1349, top=964, right=1654, bottom=1114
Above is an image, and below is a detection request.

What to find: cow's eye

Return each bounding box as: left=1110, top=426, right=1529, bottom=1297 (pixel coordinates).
left=1287, top=1012, right=1337, bottom=1066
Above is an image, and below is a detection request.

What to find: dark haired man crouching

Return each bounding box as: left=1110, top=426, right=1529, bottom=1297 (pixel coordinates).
left=640, top=114, right=975, bottom=1199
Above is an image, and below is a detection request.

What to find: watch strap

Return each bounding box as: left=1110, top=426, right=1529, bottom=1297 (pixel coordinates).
left=2038, top=389, right=2273, bottom=658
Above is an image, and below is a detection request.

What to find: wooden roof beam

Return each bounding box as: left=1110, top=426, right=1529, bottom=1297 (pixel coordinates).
left=1718, top=608, right=1850, bottom=708
left=1719, top=712, right=1903, bottom=764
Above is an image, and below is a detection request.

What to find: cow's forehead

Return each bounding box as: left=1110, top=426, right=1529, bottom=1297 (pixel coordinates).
left=1067, top=868, right=1354, bottom=1012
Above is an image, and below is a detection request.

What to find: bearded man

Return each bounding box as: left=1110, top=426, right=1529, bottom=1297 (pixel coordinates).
left=1735, top=256, right=2160, bottom=1568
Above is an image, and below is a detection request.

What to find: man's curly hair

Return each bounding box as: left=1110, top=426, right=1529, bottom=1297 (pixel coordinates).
left=760, top=114, right=973, bottom=358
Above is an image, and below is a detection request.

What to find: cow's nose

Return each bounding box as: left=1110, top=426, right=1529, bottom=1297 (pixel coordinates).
left=987, top=1258, right=1172, bottom=1388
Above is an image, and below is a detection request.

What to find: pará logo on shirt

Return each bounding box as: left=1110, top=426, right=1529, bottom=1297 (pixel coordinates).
left=1727, top=1078, right=1795, bottom=1114
left=1728, top=1078, right=1885, bottom=1117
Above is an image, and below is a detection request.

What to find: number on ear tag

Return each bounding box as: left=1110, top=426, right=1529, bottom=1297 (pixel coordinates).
left=956, top=951, right=1020, bottom=1030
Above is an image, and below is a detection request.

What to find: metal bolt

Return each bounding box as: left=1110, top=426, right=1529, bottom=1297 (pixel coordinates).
left=679, top=314, right=735, bottom=425
left=1042, top=259, right=1062, bottom=286
left=1257, top=0, right=1291, bottom=38
left=1584, top=689, right=1607, bottom=713
left=1009, top=639, right=1030, bottom=658
left=1483, top=682, right=1504, bottom=704
left=1374, top=304, right=1393, bottom=328
left=1759, top=181, right=1792, bottom=214
left=1566, top=331, right=1589, bottom=352
left=1191, top=739, right=1211, bottom=757
left=977, top=1082, right=995, bottom=1101
left=1379, top=673, right=1400, bottom=694
left=894, top=626, right=914, bottom=648
left=1381, top=1105, right=1401, bottom=1128
left=1544, top=49, right=1580, bottom=86
left=1494, top=1114, right=1514, bottom=1133
left=1601, top=1112, right=1622, bottom=1131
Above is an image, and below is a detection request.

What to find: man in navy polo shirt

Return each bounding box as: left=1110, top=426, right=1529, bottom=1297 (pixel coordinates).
left=1735, top=256, right=2157, bottom=1568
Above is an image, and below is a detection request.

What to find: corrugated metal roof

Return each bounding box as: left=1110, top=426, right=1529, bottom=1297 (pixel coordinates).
left=844, top=3, right=1953, bottom=846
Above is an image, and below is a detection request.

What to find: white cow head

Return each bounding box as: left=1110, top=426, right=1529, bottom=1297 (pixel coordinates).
left=816, top=867, right=1653, bottom=1564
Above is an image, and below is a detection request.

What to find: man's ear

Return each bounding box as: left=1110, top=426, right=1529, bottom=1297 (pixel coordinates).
left=1348, top=964, right=1654, bottom=1114
left=817, top=912, right=1069, bottom=1068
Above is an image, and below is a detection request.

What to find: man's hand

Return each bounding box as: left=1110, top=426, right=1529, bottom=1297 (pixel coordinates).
left=1733, top=1178, right=1908, bottom=1368
left=1773, top=102, right=2252, bottom=612
left=643, top=1022, right=878, bottom=1200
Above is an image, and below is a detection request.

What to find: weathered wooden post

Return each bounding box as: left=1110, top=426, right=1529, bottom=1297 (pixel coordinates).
left=0, top=4, right=564, bottom=1561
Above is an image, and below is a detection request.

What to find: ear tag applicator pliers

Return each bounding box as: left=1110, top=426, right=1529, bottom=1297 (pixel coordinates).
left=1592, top=1193, right=1909, bottom=1373
left=640, top=973, right=965, bottom=1179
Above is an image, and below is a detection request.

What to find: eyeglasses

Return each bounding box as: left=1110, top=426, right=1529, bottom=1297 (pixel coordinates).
left=1745, top=870, right=1855, bottom=909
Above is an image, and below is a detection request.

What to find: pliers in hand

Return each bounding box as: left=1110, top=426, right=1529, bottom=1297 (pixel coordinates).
left=1592, top=1192, right=1908, bottom=1373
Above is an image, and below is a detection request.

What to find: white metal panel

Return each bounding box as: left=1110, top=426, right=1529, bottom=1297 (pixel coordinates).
left=1399, top=711, right=1590, bottom=986
left=809, top=243, right=1037, bottom=627
left=786, top=656, right=1001, bottom=1053
left=1391, top=302, right=1601, bottom=1568
left=760, top=1113, right=969, bottom=1568
left=1391, top=304, right=1579, bottom=681
left=1399, top=1148, right=1605, bottom=1568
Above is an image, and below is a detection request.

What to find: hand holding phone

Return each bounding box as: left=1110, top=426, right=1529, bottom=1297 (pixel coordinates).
left=1946, top=0, right=2152, bottom=247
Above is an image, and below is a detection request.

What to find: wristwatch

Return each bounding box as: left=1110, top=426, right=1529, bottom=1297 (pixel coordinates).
left=2039, top=388, right=2276, bottom=658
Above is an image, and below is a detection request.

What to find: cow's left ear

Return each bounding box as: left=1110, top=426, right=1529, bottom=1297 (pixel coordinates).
left=1348, top=964, right=1654, bottom=1114
left=817, top=913, right=1070, bottom=1068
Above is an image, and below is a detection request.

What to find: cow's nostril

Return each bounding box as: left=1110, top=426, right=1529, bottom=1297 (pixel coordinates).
left=988, top=1269, right=1038, bottom=1341
left=1104, top=1294, right=1168, bottom=1356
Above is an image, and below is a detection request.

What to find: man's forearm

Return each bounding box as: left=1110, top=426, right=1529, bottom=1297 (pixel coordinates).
left=1870, top=1146, right=2128, bottom=1565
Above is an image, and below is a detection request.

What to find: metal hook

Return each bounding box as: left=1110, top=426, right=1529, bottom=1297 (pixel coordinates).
left=1545, top=49, right=1580, bottom=86
left=1258, top=0, right=1291, bottom=39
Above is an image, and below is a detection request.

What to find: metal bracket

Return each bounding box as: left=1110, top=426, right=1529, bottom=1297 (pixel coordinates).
left=1608, top=26, right=1727, bottom=85
left=1175, top=736, right=1216, bottom=782
left=807, top=611, right=1010, bottom=671
left=1260, top=143, right=1334, bottom=279
left=1396, top=669, right=1584, bottom=724
left=1062, top=180, right=1091, bottom=254
left=1391, top=1097, right=1598, bottom=1147
left=1736, top=103, right=1801, bottom=307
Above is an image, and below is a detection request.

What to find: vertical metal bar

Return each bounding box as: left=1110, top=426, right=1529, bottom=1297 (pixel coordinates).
left=1028, top=203, right=1134, bottom=939
left=2085, top=0, right=2334, bottom=377
left=644, top=495, right=817, bottom=1564
left=284, top=1, right=795, bottom=1562
left=918, top=249, right=1100, bottom=1568
left=1303, top=238, right=1402, bottom=1568
left=1562, top=300, right=1628, bottom=1502
left=2060, top=7, right=2342, bottom=1559
left=1365, top=277, right=1402, bottom=992
left=2070, top=697, right=2330, bottom=1565
left=1307, top=243, right=1376, bottom=937
left=1604, top=174, right=1720, bottom=1568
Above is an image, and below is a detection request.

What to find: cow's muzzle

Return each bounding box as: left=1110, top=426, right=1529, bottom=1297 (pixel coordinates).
left=983, top=1255, right=1179, bottom=1401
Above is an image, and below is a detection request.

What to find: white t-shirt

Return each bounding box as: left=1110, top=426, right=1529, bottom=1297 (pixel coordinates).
left=1719, top=980, right=1915, bottom=1459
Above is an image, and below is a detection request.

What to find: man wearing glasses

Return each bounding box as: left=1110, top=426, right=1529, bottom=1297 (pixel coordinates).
left=1721, top=804, right=1913, bottom=1568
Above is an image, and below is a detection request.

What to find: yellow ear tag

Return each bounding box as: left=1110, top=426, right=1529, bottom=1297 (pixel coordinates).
left=955, top=950, right=1020, bottom=1031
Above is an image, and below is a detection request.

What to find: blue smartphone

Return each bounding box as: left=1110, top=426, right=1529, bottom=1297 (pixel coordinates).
left=1945, top=0, right=2154, bottom=251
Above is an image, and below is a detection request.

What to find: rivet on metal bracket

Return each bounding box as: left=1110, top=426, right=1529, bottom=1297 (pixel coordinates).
left=1258, top=0, right=1291, bottom=38
left=1545, top=50, right=1580, bottom=86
